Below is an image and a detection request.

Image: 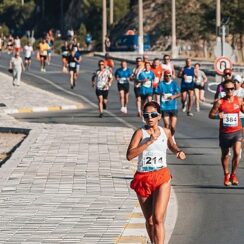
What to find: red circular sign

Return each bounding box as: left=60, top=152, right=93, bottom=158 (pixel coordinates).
left=214, top=56, right=232, bottom=75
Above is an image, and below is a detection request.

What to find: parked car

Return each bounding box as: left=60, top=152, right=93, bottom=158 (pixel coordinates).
left=110, top=34, right=151, bottom=51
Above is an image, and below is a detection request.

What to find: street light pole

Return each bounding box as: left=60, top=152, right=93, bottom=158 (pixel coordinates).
left=60, top=0, right=64, bottom=34
left=21, top=0, right=24, bottom=6
left=216, top=0, right=221, bottom=30
left=216, top=0, right=221, bottom=54
left=102, top=0, right=107, bottom=53
left=138, top=0, right=144, bottom=54
left=110, top=0, right=113, bottom=26
left=171, top=0, right=177, bottom=58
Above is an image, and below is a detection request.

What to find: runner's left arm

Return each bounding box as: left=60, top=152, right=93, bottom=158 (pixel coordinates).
left=164, top=128, right=186, bottom=160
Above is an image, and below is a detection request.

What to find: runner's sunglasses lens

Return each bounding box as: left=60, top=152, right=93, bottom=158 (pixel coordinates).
left=143, top=112, right=159, bottom=119
left=225, top=87, right=235, bottom=91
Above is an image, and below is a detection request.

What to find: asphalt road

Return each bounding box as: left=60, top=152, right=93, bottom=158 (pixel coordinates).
left=1, top=52, right=244, bottom=244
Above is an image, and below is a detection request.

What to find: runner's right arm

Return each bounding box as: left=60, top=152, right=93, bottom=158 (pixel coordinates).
left=209, top=100, right=223, bottom=119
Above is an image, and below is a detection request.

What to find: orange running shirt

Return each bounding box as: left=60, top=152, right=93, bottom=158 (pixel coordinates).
left=151, top=65, right=163, bottom=88
left=219, top=96, right=242, bottom=133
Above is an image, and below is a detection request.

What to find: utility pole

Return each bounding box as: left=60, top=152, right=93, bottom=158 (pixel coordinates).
left=138, top=0, right=144, bottom=54
left=42, top=0, right=45, bottom=20
left=110, top=0, right=113, bottom=26
left=171, top=0, right=177, bottom=58
left=216, top=0, right=221, bottom=54
left=102, top=0, right=107, bottom=53
left=216, top=0, right=221, bottom=31
left=21, top=0, right=24, bottom=5
left=60, top=0, right=64, bottom=34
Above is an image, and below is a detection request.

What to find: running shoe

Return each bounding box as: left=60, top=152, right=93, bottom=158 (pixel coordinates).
left=124, top=107, right=127, bottom=114
left=120, top=107, right=125, bottom=113
left=182, top=105, right=186, bottom=112
left=98, top=113, right=103, bottom=118
left=230, top=173, right=239, bottom=185
left=187, top=112, right=194, bottom=116
left=224, top=173, right=231, bottom=186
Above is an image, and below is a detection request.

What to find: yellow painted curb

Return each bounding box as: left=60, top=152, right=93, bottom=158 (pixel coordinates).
left=18, top=108, right=33, bottom=113
left=47, top=106, right=61, bottom=111
left=125, top=223, right=145, bottom=229
left=128, top=213, right=144, bottom=218
left=114, top=236, right=148, bottom=244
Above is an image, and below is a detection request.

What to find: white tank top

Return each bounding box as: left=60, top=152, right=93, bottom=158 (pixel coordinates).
left=137, top=126, right=168, bottom=172
left=161, top=63, right=173, bottom=75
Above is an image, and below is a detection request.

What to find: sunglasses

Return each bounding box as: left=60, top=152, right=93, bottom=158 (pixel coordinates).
left=99, top=63, right=104, bottom=66
left=224, top=87, right=235, bottom=92
left=224, top=73, right=232, bottom=76
left=164, top=75, right=171, bottom=77
left=164, top=58, right=170, bottom=61
left=143, top=112, right=159, bottom=119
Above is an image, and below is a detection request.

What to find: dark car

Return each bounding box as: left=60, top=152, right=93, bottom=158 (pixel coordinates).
left=110, top=35, right=151, bottom=51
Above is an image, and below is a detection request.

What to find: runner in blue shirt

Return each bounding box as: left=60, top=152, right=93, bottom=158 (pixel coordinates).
left=115, top=61, right=132, bottom=114
left=156, top=70, right=181, bottom=136
left=138, top=62, right=155, bottom=112
left=178, top=58, right=194, bottom=116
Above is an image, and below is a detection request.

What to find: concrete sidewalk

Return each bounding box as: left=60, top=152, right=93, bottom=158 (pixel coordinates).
left=0, top=73, right=177, bottom=243
left=0, top=72, right=85, bottom=114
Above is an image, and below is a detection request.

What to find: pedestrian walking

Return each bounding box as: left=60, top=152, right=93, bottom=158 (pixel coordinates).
left=209, top=79, right=244, bottom=186
left=126, top=101, right=186, bottom=244
left=9, top=52, right=25, bottom=86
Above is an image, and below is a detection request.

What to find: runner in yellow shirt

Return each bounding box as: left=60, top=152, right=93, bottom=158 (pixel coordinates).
left=38, top=39, right=49, bottom=72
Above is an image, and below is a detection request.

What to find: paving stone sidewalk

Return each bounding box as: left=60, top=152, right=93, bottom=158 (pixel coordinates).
left=0, top=72, right=85, bottom=114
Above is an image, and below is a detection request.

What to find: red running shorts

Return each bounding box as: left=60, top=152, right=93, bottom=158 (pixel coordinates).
left=130, top=167, right=171, bottom=197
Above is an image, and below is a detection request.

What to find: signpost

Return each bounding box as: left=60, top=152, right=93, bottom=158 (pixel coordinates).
left=214, top=56, right=232, bottom=76
left=214, top=56, right=232, bottom=83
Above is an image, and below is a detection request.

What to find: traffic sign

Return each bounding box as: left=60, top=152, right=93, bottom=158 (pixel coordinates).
left=214, top=56, right=232, bottom=75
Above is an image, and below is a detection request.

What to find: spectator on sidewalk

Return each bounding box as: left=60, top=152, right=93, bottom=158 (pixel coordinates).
left=9, top=52, right=25, bottom=86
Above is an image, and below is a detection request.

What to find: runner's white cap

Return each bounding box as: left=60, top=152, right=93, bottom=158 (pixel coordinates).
left=233, top=74, right=243, bottom=83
